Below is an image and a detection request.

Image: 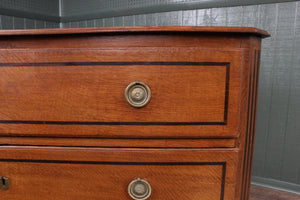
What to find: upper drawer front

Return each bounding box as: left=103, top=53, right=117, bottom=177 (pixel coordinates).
left=0, top=48, right=243, bottom=138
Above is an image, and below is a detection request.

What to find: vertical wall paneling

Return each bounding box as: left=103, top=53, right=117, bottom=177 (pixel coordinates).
left=226, top=6, right=245, bottom=26
left=123, top=15, right=135, bottom=26
left=95, top=19, right=104, bottom=27
left=103, top=18, right=114, bottom=27
left=160, top=11, right=182, bottom=26
left=0, top=0, right=59, bottom=22
left=155, top=12, right=170, bottom=26
left=35, top=20, right=46, bottom=29
left=0, top=15, right=59, bottom=29
left=145, top=13, right=158, bottom=26
left=45, top=21, right=60, bottom=29
left=78, top=20, right=87, bottom=28
left=280, top=1, right=300, bottom=185
left=134, top=14, right=146, bottom=26
left=0, top=0, right=60, bottom=29
left=25, top=18, right=35, bottom=29
left=13, top=16, right=25, bottom=29
left=1, top=15, right=13, bottom=29
left=113, top=16, right=124, bottom=26
left=60, top=0, right=297, bottom=22
left=182, top=10, right=197, bottom=26
left=263, top=2, right=296, bottom=181
left=86, top=20, right=95, bottom=27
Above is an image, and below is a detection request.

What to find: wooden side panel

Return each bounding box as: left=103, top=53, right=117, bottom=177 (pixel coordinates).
left=0, top=146, right=239, bottom=200
left=237, top=37, right=262, bottom=200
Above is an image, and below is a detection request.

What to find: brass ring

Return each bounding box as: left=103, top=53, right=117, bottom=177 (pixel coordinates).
left=125, top=81, right=151, bottom=108
left=128, top=178, right=152, bottom=200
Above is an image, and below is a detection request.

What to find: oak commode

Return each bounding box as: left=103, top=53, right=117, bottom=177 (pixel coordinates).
left=0, top=26, right=269, bottom=200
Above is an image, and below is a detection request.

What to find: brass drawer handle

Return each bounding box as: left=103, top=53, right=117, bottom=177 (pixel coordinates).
left=125, top=81, right=151, bottom=108
left=0, top=176, right=10, bottom=190
left=128, top=178, right=152, bottom=200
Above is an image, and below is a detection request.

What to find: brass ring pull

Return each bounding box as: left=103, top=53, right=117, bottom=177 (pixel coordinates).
left=125, top=81, right=151, bottom=108
left=128, top=178, right=152, bottom=200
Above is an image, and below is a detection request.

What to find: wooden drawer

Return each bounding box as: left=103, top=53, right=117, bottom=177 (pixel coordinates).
left=0, top=146, right=238, bottom=200
left=0, top=48, right=243, bottom=138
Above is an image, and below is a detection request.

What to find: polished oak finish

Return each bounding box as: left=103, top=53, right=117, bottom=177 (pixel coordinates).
left=0, top=26, right=269, bottom=200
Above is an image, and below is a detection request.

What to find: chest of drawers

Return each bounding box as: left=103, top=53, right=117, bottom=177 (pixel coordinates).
left=0, top=26, right=269, bottom=200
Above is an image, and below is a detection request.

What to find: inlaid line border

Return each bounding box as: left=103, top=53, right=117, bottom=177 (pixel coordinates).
left=0, top=159, right=226, bottom=200
left=0, top=61, right=230, bottom=126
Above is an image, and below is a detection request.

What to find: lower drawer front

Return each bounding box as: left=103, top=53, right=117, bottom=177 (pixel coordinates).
left=0, top=147, right=238, bottom=200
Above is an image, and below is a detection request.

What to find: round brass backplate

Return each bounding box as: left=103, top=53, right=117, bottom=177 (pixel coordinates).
left=125, top=81, right=151, bottom=108
left=128, top=178, right=152, bottom=200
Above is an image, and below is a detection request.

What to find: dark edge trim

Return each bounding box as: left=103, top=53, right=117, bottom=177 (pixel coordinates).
left=0, top=61, right=230, bottom=126
left=0, top=61, right=229, bottom=67
left=0, top=121, right=226, bottom=126
left=0, top=135, right=237, bottom=139
left=0, top=144, right=235, bottom=149
left=220, top=162, right=227, bottom=200
left=0, top=159, right=224, bottom=165
left=251, top=51, right=260, bottom=162
left=224, top=63, right=230, bottom=124
left=0, top=159, right=226, bottom=200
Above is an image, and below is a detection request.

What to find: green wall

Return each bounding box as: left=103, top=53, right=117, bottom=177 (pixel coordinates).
left=0, top=0, right=299, bottom=194
left=0, top=0, right=59, bottom=29
left=60, top=0, right=296, bottom=22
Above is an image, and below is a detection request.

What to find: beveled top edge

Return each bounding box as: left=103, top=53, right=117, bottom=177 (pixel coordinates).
left=0, top=26, right=270, bottom=38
